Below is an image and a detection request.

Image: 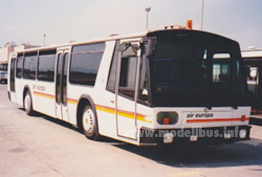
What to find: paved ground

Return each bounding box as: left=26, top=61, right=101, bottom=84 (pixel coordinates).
left=0, top=84, right=262, bottom=177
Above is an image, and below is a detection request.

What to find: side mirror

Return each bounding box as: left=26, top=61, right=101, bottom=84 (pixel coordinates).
left=146, top=38, right=156, bottom=58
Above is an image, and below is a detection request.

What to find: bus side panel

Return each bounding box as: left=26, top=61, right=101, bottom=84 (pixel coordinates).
left=15, top=78, right=25, bottom=106
left=8, top=57, right=17, bottom=103
left=67, top=86, right=95, bottom=126
left=32, top=81, right=56, bottom=118
left=94, top=91, right=117, bottom=138
left=136, top=103, right=154, bottom=128
left=93, top=41, right=117, bottom=138
left=232, top=107, right=251, bottom=126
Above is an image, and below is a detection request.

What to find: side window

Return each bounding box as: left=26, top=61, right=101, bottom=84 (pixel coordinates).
left=16, top=54, right=23, bottom=78
left=118, top=44, right=138, bottom=99
left=138, top=54, right=149, bottom=103
left=23, top=53, right=37, bottom=80
left=10, top=58, right=16, bottom=92
left=70, top=43, right=105, bottom=86
left=212, top=53, right=231, bottom=82
left=38, top=50, right=56, bottom=82
left=107, top=41, right=119, bottom=92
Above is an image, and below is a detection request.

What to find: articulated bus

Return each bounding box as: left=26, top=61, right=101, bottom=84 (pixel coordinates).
left=0, top=62, right=8, bottom=83
left=242, top=48, right=262, bottom=117
left=8, top=28, right=252, bottom=146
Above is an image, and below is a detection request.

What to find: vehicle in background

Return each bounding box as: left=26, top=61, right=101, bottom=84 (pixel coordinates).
left=0, top=62, right=8, bottom=84
left=242, top=48, right=262, bottom=117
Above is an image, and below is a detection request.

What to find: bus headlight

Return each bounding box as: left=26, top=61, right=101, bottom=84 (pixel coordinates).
left=157, top=112, right=178, bottom=125
left=239, top=129, right=247, bottom=139
left=163, top=133, right=174, bottom=144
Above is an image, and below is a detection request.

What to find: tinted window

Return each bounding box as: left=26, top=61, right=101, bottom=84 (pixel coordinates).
left=107, top=41, right=119, bottom=92
left=118, top=44, right=138, bottom=99
left=56, top=54, right=63, bottom=103
left=148, top=31, right=250, bottom=107
left=62, top=53, right=69, bottom=105
left=119, top=56, right=137, bottom=98
left=23, top=53, right=37, bottom=80
left=138, top=53, right=149, bottom=103
left=212, top=53, right=231, bottom=82
left=38, top=50, right=56, bottom=82
left=10, top=59, right=16, bottom=92
left=16, top=54, right=23, bottom=78
left=70, top=43, right=105, bottom=86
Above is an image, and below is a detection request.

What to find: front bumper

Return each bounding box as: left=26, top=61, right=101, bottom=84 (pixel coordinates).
left=140, top=126, right=251, bottom=145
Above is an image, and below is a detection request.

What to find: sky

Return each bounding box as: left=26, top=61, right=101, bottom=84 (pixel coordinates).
left=0, top=0, right=261, bottom=49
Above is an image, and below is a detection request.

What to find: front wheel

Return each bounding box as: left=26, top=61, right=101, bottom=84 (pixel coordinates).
left=82, top=105, right=100, bottom=140
left=24, top=91, right=34, bottom=115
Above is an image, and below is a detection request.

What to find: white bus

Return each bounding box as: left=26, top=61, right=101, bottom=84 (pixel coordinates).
left=8, top=28, right=252, bottom=146
left=242, top=48, right=262, bottom=117
left=0, top=62, right=8, bottom=83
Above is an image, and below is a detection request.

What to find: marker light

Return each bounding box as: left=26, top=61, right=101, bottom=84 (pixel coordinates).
left=241, top=115, right=246, bottom=122
left=163, top=118, right=170, bottom=125
left=157, top=112, right=178, bottom=125
left=186, top=20, right=193, bottom=29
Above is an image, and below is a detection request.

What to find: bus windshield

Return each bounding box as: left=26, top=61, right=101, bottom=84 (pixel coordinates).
left=147, top=31, right=251, bottom=107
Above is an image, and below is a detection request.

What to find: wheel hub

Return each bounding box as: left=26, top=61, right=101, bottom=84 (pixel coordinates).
left=83, top=109, right=94, bottom=133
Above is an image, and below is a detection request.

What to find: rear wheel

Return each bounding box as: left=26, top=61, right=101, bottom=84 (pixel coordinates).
left=82, top=105, right=100, bottom=140
left=24, top=91, right=34, bottom=115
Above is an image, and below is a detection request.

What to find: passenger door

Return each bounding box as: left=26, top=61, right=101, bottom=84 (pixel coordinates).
left=9, top=58, right=16, bottom=102
left=55, top=48, right=70, bottom=121
left=116, top=42, right=141, bottom=139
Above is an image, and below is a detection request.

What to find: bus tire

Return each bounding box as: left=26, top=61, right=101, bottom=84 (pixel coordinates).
left=82, top=105, right=100, bottom=140
left=24, top=91, right=34, bottom=116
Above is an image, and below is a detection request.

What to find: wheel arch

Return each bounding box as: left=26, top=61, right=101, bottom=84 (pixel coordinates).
left=76, top=94, right=99, bottom=132
left=23, top=85, right=33, bottom=109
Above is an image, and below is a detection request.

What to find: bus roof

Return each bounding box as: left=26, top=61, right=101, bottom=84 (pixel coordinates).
left=14, top=31, right=148, bottom=53
left=14, top=29, right=238, bottom=54
left=241, top=48, right=262, bottom=58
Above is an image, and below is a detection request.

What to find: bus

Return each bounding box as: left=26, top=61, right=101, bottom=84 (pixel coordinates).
left=7, top=28, right=252, bottom=146
left=0, top=62, right=8, bottom=83
left=242, top=48, right=262, bottom=117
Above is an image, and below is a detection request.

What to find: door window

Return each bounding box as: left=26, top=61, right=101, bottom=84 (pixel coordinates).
left=56, top=54, right=63, bottom=104
left=62, top=53, right=69, bottom=105
left=118, top=44, right=138, bottom=99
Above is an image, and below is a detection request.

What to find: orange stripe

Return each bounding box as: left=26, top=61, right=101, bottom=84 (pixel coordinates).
left=187, top=117, right=250, bottom=123
left=33, top=91, right=55, bottom=99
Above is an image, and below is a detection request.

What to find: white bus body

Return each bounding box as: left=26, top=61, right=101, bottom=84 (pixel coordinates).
left=8, top=29, right=252, bottom=146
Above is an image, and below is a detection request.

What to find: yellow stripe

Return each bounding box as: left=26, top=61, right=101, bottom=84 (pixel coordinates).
left=67, top=98, right=78, bottom=105
left=95, top=104, right=152, bottom=123
left=33, top=91, right=78, bottom=105
left=31, top=94, right=151, bottom=123
left=96, top=105, right=116, bottom=114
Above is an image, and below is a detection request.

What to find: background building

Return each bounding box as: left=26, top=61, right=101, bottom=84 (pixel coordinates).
left=0, top=42, right=39, bottom=62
